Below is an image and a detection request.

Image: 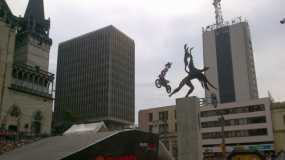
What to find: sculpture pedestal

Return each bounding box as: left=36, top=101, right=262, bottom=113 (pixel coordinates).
left=176, top=97, right=202, bottom=160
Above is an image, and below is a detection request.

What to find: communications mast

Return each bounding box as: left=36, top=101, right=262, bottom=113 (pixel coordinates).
left=213, top=0, right=224, bottom=26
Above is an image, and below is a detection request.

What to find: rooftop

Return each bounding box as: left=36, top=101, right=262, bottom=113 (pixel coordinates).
left=202, top=17, right=247, bottom=32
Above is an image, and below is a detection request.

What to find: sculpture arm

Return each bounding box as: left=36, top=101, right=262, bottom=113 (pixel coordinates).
left=199, top=66, right=210, bottom=72
left=189, top=47, right=194, bottom=68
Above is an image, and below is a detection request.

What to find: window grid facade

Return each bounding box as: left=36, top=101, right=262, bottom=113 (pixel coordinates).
left=201, top=116, right=266, bottom=128
left=55, top=26, right=135, bottom=127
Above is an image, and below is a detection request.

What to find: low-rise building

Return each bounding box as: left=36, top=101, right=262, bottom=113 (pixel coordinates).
left=139, top=97, right=275, bottom=159
left=139, top=106, right=178, bottom=160
left=271, top=101, right=285, bottom=152
left=200, top=97, right=274, bottom=157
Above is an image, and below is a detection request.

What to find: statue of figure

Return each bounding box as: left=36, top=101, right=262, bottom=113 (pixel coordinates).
left=155, top=62, right=172, bottom=93
left=169, top=44, right=216, bottom=97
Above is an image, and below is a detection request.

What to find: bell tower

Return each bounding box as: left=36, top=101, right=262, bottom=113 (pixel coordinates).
left=14, top=0, right=52, bottom=71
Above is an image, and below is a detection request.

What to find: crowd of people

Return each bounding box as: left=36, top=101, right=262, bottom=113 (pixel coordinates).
left=267, top=150, right=285, bottom=160
left=0, top=131, right=43, bottom=155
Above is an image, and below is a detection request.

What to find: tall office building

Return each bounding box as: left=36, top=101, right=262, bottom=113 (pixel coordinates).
left=203, top=1, right=258, bottom=104
left=55, top=25, right=135, bottom=128
left=198, top=1, right=274, bottom=158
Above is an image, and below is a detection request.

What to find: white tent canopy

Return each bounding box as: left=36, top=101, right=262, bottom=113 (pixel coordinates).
left=63, top=121, right=108, bottom=135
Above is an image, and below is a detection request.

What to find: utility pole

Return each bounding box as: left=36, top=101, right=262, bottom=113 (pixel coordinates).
left=210, top=93, right=226, bottom=159
left=219, top=114, right=226, bottom=159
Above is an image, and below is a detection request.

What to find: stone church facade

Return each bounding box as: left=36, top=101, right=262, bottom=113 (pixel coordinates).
left=0, top=0, right=54, bottom=135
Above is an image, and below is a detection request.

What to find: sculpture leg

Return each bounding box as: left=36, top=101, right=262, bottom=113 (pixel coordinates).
left=202, top=75, right=216, bottom=89
left=198, top=73, right=216, bottom=90
left=169, top=79, right=186, bottom=97
left=185, top=81, right=194, bottom=97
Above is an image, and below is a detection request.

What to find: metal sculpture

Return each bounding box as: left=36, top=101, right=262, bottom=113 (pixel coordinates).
left=169, top=44, right=216, bottom=97
left=155, top=62, right=172, bottom=93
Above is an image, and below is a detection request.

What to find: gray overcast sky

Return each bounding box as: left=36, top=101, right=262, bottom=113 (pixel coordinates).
left=6, top=0, right=285, bottom=121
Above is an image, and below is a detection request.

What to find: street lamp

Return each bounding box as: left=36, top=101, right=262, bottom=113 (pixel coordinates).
left=281, top=18, right=285, bottom=24
left=210, top=93, right=226, bottom=159
left=219, top=112, right=226, bottom=159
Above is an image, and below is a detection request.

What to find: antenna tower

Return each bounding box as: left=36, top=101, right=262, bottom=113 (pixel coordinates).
left=213, top=0, right=224, bottom=26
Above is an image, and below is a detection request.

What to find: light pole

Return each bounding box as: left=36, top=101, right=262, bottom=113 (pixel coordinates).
left=219, top=113, right=226, bottom=159
left=210, top=93, right=226, bottom=159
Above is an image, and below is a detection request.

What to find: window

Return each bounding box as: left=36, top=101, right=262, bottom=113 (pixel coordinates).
left=159, top=124, right=168, bottom=133
left=283, top=115, right=285, bottom=125
left=248, top=116, right=266, bottom=124
left=148, top=113, right=153, bottom=122
left=202, top=128, right=268, bottom=139
left=201, top=104, right=266, bottom=118
left=149, top=125, right=153, bottom=133
left=248, top=129, right=267, bottom=136
left=159, top=111, right=168, bottom=121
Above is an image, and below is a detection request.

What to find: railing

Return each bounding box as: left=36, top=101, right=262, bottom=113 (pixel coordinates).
left=203, top=17, right=247, bottom=32
left=11, top=79, right=52, bottom=98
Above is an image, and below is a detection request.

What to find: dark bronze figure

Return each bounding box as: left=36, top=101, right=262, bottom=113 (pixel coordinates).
left=169, top=44, right=216, bottom=97
left=155, top=62, right=172, bottom=93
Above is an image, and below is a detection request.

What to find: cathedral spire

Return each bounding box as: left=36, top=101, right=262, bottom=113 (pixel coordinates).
left=24, top=0, right=45, bottom=22
left=17, top=0, right=52, bottom=45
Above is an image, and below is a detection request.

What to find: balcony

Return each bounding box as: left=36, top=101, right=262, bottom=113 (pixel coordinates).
left=9, top=64, right=54, bottom=98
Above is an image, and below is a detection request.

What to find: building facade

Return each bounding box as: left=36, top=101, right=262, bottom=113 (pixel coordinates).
left=0, top=0, right=54, bottom=134
left=139, top=98, right=274, bottom=159
left=139, top=106, right=178, bottom=160
left=203, top=18, right=259, bottom=104
left=271, top=102, right=285, bottom=152
left=200, top=98, right=274, bottom=156
left=55, top=25, right=135, bottom=128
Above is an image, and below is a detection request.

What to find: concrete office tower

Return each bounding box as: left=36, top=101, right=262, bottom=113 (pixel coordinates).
left=203, top=2, right=258, bottom=104
left=55, top=25, right=135, bottom=129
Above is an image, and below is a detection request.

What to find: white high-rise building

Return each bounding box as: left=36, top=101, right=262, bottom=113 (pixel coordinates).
left=200, top=1, right=274, bottom=158
left=203, top=18, right=258, bottom=104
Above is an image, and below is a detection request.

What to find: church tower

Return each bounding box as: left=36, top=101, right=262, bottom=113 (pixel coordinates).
left=14, top=0, right=52, bottom=71
left=0, top=0, right=54, bottom=135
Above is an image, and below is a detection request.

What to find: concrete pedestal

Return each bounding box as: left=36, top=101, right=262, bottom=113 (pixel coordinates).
left=176, top=97, right=202, bottom=160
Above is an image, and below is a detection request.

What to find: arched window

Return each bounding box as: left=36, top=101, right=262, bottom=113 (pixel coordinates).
left=23, top=72, right=28, bottom=81
left=44, top=79, right=49, bottom=87
left=32, top=111, right=43, bottom=135
left=34, top=76, right=39, bottom=85
left=18, top=71, right=23, bottom=80
left=12, top=69, right=17, bottom=78
left=29, top=74, right=34, bottom=82
left=33, top=111, right=43, bottom=121
left=39, top=78, right=43, bottom=86
left=9, top=105, right=21, bottom=118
